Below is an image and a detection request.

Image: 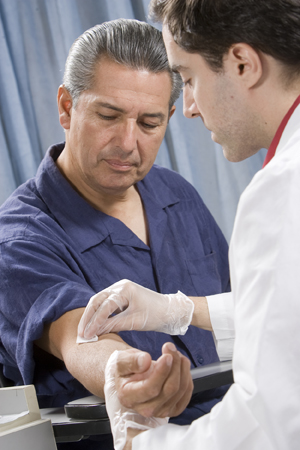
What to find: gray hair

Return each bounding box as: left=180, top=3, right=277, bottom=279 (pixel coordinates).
left=63, top=18, right=182, bottom=110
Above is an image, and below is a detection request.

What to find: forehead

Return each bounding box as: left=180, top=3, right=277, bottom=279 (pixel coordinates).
left=162, top=25, right=207, bottom=75
left=85, top=58, right=172, bottom=111
left=162, top=26, right=188, bottom=68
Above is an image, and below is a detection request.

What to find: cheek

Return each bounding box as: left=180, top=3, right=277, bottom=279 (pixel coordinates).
left=193, top=85, right=208, bottom=111
left=82, top=122, right=115, bottom=151
left=139, top=133, right=164, bottom=163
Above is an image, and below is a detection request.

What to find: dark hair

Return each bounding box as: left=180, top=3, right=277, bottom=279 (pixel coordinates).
left=150, top=0, right=300, bottom=76
left=63, top=18, right=182, bottom=109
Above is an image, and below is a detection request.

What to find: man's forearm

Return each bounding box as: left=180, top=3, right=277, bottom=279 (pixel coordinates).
left=35, top=307, right=132, bottom=398
left=65, top=334, right=132, bottom=397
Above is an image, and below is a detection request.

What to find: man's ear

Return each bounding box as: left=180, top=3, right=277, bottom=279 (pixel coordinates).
left=168, top=105, right=176, bottom=121
left=57, top=85, right=73, bottom=130
left=225, top=43, right=263, bottom=89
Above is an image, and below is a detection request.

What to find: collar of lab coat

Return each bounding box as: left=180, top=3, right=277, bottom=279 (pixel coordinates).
left=275, top=97, right=300, bottom=157
left=263, top=95, right=300, bottom=167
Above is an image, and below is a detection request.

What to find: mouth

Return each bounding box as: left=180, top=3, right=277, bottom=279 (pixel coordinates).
left=104, top=159, right=136, bottom=172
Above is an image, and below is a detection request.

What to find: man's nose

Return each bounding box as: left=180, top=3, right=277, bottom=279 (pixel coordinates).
left=183, top=87, right=200, bottom=119
left=117, top=120, right=138, bottom=152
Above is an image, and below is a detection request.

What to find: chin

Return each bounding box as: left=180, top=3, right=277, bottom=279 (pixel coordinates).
left=211, top=131, right=218, bottom=143
left=221, top=146, right=240, bottom=163
left=222, top=148, right=251, bottom=163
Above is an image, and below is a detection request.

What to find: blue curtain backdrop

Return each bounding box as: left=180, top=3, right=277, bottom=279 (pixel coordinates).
left=0, top=0, right=266, bottom=241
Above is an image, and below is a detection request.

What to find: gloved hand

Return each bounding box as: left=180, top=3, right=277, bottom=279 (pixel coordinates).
left=104, top=350, right=168, bottom=450
left=77, top=279, right=194, bottom=340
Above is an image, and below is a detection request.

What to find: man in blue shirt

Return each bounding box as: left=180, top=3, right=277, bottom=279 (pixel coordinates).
left=0, top=19, right=230, bottom=449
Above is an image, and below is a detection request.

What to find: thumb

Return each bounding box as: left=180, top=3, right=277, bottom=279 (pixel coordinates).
left=116, top=350, right=152, bottom=377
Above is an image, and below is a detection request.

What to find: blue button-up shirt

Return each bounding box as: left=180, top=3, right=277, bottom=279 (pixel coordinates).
left=0, top=143, right=230, bottom=423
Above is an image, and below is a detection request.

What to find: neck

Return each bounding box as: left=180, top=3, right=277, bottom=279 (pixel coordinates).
left=56, top=147, right=149, bottom=245
left=266, top=90, right=300, bottom=148
left=250, top=55, right=300, bottom=149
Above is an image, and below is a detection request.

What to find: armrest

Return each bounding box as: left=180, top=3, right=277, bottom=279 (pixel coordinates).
left=62, top=360, right=233, bottom=422
left=41, top=406, right=110, bottom=443
left=191, top=360, right=233, bottom=394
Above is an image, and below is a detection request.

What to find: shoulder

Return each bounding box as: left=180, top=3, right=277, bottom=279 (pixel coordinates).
left=0, top=143, right=66, bottom=244
left=235, top=133, right=300, bottom=252
left=0, top=178, right=57, bottom=246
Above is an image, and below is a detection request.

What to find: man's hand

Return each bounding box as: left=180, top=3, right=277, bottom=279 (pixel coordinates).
left=113, top=342, right=193, bottom=418
left=104, top=342, right=193, bottom=450
left=104, top=349, right=169, bottom=450
left=77, top=279, right=194, bottom=340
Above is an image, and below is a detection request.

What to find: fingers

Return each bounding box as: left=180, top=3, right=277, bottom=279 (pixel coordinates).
left=144, top=343, right=192, bottom=418
left=144, top=343, right=182, bottom=416
left=116, top=343, right=193, bottom=419
left=116, top=352, right=174, bottom=410
left=77, top=291, right=110, bottom=337
left=175, top=355, right=193, bottom=413
left=116, top=349, right=152, bottom=377
left=78, top=279, right=133, bottom=338
left=156, top=344, right=193, bottom=418
left=84, top=295, right=127, bottom=338
left=78, top=291, right=128, bottom=339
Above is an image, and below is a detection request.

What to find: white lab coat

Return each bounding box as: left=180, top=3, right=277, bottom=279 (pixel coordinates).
left=134, top=103, right=300, bottom=450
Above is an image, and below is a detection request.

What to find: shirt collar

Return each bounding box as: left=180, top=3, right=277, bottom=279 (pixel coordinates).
left=262, top=95, right=300, bottom=168
left=35, top=143, right=180, bottom=252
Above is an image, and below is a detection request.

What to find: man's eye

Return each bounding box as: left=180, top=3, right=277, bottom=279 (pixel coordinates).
left=98, top=113, right=116, bottom=120
left=141, top=122, right=158, bottom=129
left=182, top=79, right=192, bottom=88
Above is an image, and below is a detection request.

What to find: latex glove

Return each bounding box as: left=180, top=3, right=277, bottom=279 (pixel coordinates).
left=78, top=279, right=194, bottom=340
left=104, top=350, right=168, bottom=450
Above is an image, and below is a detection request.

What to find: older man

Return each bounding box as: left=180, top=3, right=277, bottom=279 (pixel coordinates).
left=78, top=2, right=300, bottom=450
left=0, top=18, right=230, bottom=450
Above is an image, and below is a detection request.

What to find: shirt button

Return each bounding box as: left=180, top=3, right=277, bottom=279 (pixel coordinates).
left=197, top=357, right=204, bottom=364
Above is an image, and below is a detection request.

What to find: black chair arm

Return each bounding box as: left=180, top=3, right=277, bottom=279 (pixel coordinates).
left=191, top=360, right=233, bottom=394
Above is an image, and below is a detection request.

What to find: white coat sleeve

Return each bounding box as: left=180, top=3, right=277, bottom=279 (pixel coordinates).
left=206, top=291, right=235, bottom=361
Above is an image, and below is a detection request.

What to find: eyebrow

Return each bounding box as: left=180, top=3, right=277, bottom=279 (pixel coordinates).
left=95, top=102, right=166, bottom=121
left=142, top=112, right=166, bottom=121
left=95, top=102, right=125, bottom=113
